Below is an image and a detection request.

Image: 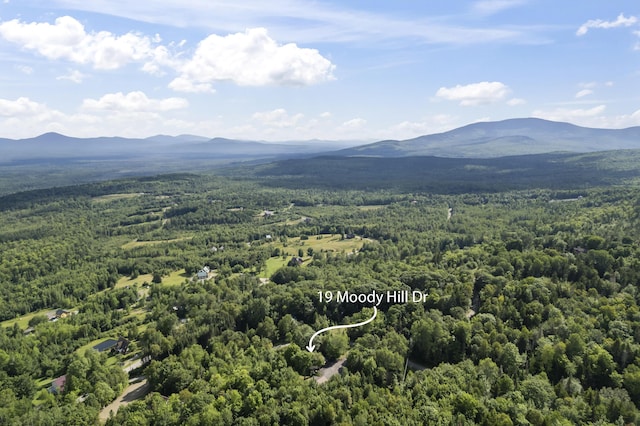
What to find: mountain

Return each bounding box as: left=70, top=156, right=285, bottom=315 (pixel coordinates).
left=336, top=118, right=640, bottom=158
left=0, top=133, right=345, bottom=163
left=145, top=134, right=211, bottom=143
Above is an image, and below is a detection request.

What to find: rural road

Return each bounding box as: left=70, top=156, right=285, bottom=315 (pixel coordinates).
left=99, top=378, right=149, bottom=423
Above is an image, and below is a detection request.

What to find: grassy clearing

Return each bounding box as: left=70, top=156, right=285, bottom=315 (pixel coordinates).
left=259, top=234, right=370, bottom=278
left=123, top=308, right=147, bottom=323
left=92, top=193, right=143, bottom=203
left=0, top=308, right=54, bottom=330
left=162, top=269, right=190, bottom=286
left=275, top=234, right=368, bottom=253
left=116, top=274, right=154, bottom=288
left=116, top=269, right=189, bottom=288
left=121, top=236, right=193, bottom=250
left=35, top=377, right=53, bottom=390
left=262, top=257, right=291, bottom=278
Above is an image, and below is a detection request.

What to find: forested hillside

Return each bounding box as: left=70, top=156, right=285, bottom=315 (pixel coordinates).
left=2, top=172, right=640, bottom=424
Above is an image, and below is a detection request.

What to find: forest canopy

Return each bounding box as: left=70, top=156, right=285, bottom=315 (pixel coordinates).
left=1, top=168, right=640, bottom=425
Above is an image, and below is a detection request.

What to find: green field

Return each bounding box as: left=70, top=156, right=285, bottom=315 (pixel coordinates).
left=0, top=308, right=54, bottom=330
left=117, top=269, right=190, bottom=287
left=271, top=234, right=369, bottom=253
left=261, top=257, right=294, bottom=278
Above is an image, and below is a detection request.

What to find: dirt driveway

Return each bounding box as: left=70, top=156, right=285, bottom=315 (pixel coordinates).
left=314, top=358, right=347, bottom=384
left=99, top=378, right=149, bottom=423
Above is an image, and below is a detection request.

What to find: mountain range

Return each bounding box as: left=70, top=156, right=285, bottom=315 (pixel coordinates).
left=2, top=118, right=639, bottom=164
left=334, top=118, right=640, bottom=158
left=2, top=117, right=640, bottom=195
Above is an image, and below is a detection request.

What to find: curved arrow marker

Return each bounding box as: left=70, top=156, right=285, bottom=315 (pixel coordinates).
left=306, top=306, right=377, bottom=352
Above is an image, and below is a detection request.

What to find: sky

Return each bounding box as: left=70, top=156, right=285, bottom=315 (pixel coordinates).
left=0, top=0, right=638, bottom=141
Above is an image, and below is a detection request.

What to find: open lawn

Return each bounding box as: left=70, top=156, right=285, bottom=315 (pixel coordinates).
left=117, top=269, right=189, bottom=288
left=0, top=308, right=52, bottom=330
left=259, top=234, right=371, bottom=278
left=162, top=269, right=190, bottom=286
left=116, top=274, right=154, bottom=288
left=262, top=257, right=291, bottom=278
left=274, top=234, right=369, bottom=253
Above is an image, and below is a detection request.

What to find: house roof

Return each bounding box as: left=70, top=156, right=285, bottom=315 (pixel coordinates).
left=93, top=338, right=118, bottom=352
left=50, top=375, right=67, bottom=393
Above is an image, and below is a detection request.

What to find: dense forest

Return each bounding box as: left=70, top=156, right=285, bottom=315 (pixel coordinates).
left=2, top=167, right=640, bottom=425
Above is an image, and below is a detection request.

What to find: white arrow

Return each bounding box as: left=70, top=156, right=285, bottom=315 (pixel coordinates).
left=306, top=306, right=377, bottom=352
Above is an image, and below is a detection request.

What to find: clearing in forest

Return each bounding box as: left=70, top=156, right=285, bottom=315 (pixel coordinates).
left=270, top=234, right=370, bottom=253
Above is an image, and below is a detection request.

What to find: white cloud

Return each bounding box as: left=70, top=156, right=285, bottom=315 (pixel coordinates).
left=0, top=16, right=174, bottom=71
left=252, top=108, right=304, bottom=128
left=56, top=69, right=86, bottom=83
left=435, top=81, right=510, bottom=106
left=576, top=13, right=638, bottom=36
left=81, top=91, right=188, bottom=112
left=532, top=105, right=607, bottom=124
left=532, top=105, right=640, bottom=128
left=340, top=118, right=367, bottom=129
left=507, top=98, right=526, bottom=106
left=385, top=114, right=459, bottom=139
left=169, top=28, right=335, bottom=92
left=167, top=77, right=214, bottom=94
left=46, top=0, right=541, bottom=46
left=575, top=89, right=593, bottom=99
left=0, top=97, right=48, bottom=116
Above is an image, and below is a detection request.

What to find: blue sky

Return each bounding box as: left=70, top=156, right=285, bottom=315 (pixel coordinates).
left=0, top=0, right=638, bottom=140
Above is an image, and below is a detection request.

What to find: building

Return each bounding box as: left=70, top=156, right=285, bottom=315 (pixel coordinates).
left=49, top=375, right=67, bottom=394
left=112, top=337, right=130, bottom=355
left=197, top=266, right=210, bottom=280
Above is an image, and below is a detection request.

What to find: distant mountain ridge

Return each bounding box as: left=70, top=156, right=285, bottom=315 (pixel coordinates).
left=336, top=118, right=640, bottom=158
left=0, top=133, right=356, bottom=163
left=2, top=118, right=640, bottom=164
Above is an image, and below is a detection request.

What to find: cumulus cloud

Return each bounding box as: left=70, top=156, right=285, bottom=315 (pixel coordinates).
left=575, top=89, right=593, bottom=99
left=252, top=108, right=304, bottom=128
left=340, top=118, right=367, bottom=129
left=576, top=13, right=638, bottom=36
left=435, top=81, right=510, bottom=106
left=0, top=97, right=48, bottom=116
left=532, top=105, right=640, bottom=128
left=81, top=91, right=188, bottom=112
left=532, top=105, right=607, bottom=122
left=0, top=15, right=174, bottom=71
left=169, top=28, right=335, bottom=92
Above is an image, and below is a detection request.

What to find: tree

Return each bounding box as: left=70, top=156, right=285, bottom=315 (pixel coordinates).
left=320, top=332, right=349, bottom=362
